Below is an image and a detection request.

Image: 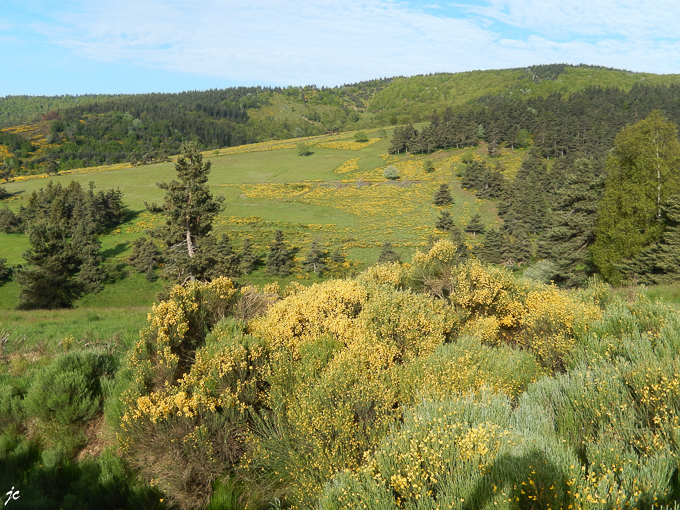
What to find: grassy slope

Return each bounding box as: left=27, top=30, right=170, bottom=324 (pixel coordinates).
left=0, top=127, right=502, bottom=310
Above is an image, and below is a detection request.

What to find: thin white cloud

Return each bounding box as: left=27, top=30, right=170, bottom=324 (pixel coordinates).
left=463, top=0, right=680, bottom=39
left=22, top=0, right=680, bottom=86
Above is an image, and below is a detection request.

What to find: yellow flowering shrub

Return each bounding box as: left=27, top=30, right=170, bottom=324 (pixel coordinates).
left=250, top=279, right=369, bottom=357
left=110, top=279, right=251, bottom=510
left=408, top=239, right=460, bottom=297
left=355, top=261, right=407, bottom=288
left=447, top=259, right=601, bottom=371
left=319, top=391, right=574, bottom=510
left=518, top=287, right=601, bottom=371
left=357, top=285, right=457, bottom=366
left=247, top=348, right=402, bottom=508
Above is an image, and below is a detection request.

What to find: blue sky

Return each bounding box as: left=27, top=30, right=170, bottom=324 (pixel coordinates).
left=2, top=0, right=680, bottom=96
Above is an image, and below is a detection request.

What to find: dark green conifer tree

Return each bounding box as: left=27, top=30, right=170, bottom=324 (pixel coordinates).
left=504, top=228, right=532, bottom=266
left=537, top=157, right=603, bottom=287
left=15, top=220, right=85, bottom=309
left=0, top=207, right=22, bottom=233
left=0, top=258, right=9, bottom=281
left=477, top=228, right=504, bottom=264
left=465, top=214, right=485, bottom=235
left=433, top=184, right=453, bottom=206
left=622, top=195, right=680, bottom=284
left=266, top=230, right=295, bottom=276
left=330, top=249, right=346, bottom=263
left=377, top=242, right=400, bottom=264
left=238, top=238, right=258, bottom=275
left=435, top=211, right=454, bottom=231
left=201, top=234, right=240, bottom=280
left=302, top=240, right=328, bottom=275
left=129, top=236, right=161, bottom=277
left=145, top=142, right=225, bottom=283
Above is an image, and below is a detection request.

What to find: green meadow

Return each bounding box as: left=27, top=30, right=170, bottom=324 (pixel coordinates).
left=0, top=128, right=502, bottom=312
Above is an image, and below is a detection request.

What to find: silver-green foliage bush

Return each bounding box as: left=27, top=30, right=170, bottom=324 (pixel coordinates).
left=23, top=350, right=114, bottom=426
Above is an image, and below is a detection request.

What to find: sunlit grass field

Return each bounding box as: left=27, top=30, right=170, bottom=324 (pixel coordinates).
left=0, top=128, right=505, bottom=310
left=3, top=127, right=678, bottom=318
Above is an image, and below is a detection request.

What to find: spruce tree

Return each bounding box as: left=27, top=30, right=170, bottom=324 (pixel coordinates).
left=435, top=211, right=454, bottom=231
left=465, top=214, right=485, bottom=235
left=238, top=238, right=258, bottom=275
left=146, top=142, right=225, bottom=283
left=15, top=220, right=85, bottom=309
left=537, top=157, right=603, bottom=287
left=433, top=184, right=453, bottom=206
left=303, top=240, right=328, bottom=275
left=477, top=228, right=503, bottom=264
left=266, top=230, right=295, bottom=276
left=377, top=242, right=400, bottom=263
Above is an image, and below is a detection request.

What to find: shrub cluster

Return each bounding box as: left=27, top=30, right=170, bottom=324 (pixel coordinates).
left=101, top=241, right=680, bottom=510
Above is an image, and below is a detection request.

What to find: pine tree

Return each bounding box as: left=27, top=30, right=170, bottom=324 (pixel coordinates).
left=266, top=230, right=295, bottom=276
left=435, top=211, right=454, bottom=231
left=377, top=242, right=400, bottom=263
left=423, top=159, right=435, bottom=173
left=15, top=220, right=85, bottom=309
left=303, top=240, right=328, bottom=275
left=146, top=142, right=225, bottom=283
left=465, top=214, right=485, bottom=235
left=129, top=236, right=161, bottom=276
left=433, top=184, right=453, bottom=206
left=238, top=238, right=258, bottom=275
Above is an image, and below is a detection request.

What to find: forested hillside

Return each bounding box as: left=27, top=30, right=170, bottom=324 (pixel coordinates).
left=3, top=64, right=680, bottom=177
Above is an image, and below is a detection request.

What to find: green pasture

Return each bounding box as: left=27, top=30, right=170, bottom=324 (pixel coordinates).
left=3, top=131, right=512, bottom=311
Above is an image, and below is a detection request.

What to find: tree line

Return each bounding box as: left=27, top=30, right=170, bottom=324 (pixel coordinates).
left=389, top=83, right=680, bottom=158
left=426, top=111, right=680, bottom=288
